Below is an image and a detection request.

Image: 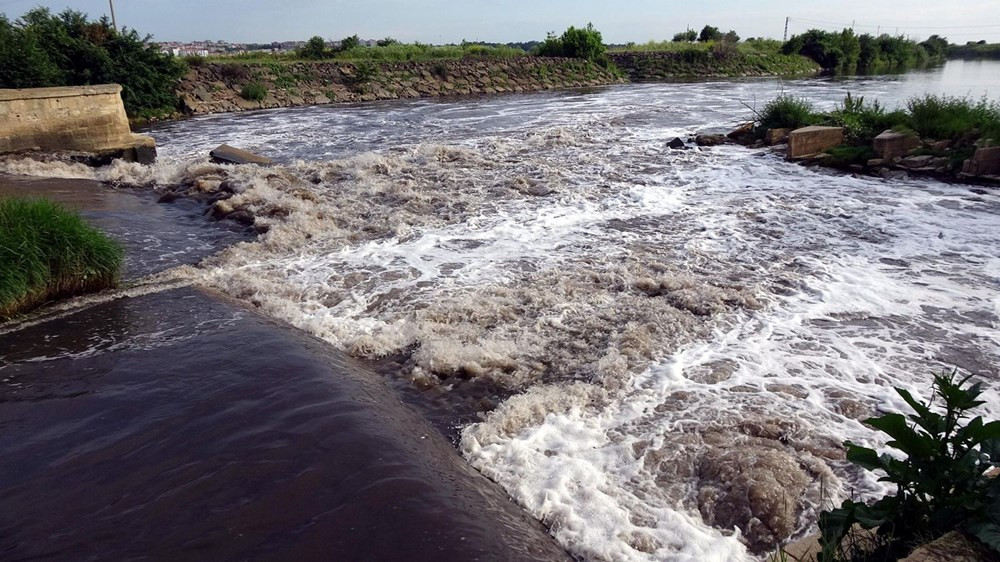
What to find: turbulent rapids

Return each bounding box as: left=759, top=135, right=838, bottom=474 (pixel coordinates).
left=3, top=73, right=999, bottom=560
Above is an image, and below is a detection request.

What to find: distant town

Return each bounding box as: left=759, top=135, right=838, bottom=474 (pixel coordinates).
left=156, top=38, right=383, bottom=57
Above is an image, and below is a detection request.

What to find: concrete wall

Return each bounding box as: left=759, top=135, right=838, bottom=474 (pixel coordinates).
left=0, top=84, right=154, bottom=161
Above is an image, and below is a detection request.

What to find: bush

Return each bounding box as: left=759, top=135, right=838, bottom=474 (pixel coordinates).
left=907, top=94, right=1000, bottom=142
left=182, top=54, right=206, bottom=67
left=818, top=371, right=1000, bottom=561
left=338, top=34, right=360, bottom=52
left=0, top=7, right=186, bottom=118
left=298, top=35, right=327, bottom=59
left=672, top=29, right=697, bottom=42
left=698, top=25, right=722, bottom=43
left=829, top=93, right=909, bottom=143
left=534, top=23, right=606, bottom=61
left=240, top=81, right=267, bottom=101
left=0, top=198, right=123, bottom=319
left=758, top=95, right=817, bottom=130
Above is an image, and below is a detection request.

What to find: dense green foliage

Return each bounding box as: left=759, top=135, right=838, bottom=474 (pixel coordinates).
left=698, top=25, right=722, bottom=43
left=818, top=371, right=1000, bottom=561
left=949, top=41, right=1000, bottom=60
left=233, top=41, right=525, bottom=64
left=0, top=8, right=186, bottom=118
left=0, top=198, right=123, bottom=319
left=298, top=36, right=327, bottom=59
left=783, top=28, right=938, bottom=73
left=672, top=29, right=697, bottom=42
left=756, top=93, right=1000, bottom=146
left=907, top=95, right=1000, bottom=143
left=758, top=95, right=818, bottom=130
left=239, top=82, right=268, bottom=101
left=534, top=24, right=607, bottom=62
left=830, top=93, right=909, bottom=143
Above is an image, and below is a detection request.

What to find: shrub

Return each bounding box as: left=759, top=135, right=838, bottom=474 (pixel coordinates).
left=182, top=54, right=206, bottom=67
left=298, top=35, right=327, bottom=59
left=338, top=34, right=360, bottom=52
left=240, top=81, right=267, bottom=101
left=0, top=7, right=186, bottom=118
left=534, top=23, right=606, bottom=61
left=907, top=94, right=1000, bottom=142
left=758, top=95, right=817, bottom=130
left=698, top=25, right=722, bottom=43
left=818, top=370, right=1000, bottom=561
left=0, top=198, right=123, bottom=319
left=352, top=61, right=379, bottom=83
left=828, top=93, right=909, bottom=143
left=672, top=29, right=697, bottom=42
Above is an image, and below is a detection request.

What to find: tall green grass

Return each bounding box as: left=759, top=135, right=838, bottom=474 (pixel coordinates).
left=0, top=198, right=123, bottom=319
left=907, top=95, right=1000, bottom=142
left=755, top=93, right=1000, bottom=146
left=209, top=42, right=526, bottom=64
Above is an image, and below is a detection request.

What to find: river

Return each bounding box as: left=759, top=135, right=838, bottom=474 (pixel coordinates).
left=2, top=59, right=999, bottom=561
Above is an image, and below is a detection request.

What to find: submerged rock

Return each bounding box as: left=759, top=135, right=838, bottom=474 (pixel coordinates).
left=695, top=134, right=727, bottom=147
left=209, top=144, right=274, bottom=166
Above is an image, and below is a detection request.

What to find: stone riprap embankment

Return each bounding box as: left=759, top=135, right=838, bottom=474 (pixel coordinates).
left=608, top=51, right=820, bottom=81
left=0, top=85, right=155, bottom=163
left=178, top=57, right=626, bottom=115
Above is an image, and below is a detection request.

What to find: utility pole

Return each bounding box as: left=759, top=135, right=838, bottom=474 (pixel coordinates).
left=783, top=17, right=789, bottom=42
left=108, top=0, right=117, bottom=31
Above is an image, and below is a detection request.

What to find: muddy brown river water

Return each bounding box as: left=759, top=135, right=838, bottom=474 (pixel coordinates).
left=2, top=60, right=999, bottom=561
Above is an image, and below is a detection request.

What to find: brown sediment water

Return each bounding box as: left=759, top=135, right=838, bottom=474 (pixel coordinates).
left=0, top=286, right=570, bottom=561
left=3, top=63, right=999, bottom=561
left=0, top=175, right=569, bottom=560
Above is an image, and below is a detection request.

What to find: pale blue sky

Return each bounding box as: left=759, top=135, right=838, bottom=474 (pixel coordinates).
left=2, top=0, right=999, bottom=44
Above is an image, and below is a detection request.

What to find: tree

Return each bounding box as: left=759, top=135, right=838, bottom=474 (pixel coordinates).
left=299, top=35, right=327, bottom=59
left=533, top=23, right=606, bottom=61
left=723, top=30, right=740, bottom=43
left=376, top=37, right=399, bottom=47
left=338, top=34, right=360, bottom=51
left=672, top=29, right=697, bottom=42
left=0, top=8, right=185, bottom=117
left=559, top=23, right=605, bottom=61
left=698, top=25, right=722, bottom=42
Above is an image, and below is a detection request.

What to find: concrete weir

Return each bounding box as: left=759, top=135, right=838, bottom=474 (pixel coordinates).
left=0, top=84, right=155, bottom=163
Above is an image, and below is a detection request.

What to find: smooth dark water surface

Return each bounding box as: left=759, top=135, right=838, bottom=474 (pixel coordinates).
left=0, top=288, right=568, bottom=561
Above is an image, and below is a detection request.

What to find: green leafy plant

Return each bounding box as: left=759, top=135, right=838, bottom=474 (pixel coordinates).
left=757, top=95, right=818, bottom=130
left=240, top=81, right=267, bottom=101
left=0, top=7, right=186, bottom=118
left=819, top=370, right=1000, bottom=561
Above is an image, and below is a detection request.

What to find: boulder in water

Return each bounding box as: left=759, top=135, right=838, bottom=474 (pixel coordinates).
left=667, top=137, right=686, bottom=150
left=695, top=134, right=727, bottom=147
left=209, top=144, right=273, bottom=166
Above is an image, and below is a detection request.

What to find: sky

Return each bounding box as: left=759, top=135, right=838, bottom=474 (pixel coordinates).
left=2, top=0, right=999, bottom=44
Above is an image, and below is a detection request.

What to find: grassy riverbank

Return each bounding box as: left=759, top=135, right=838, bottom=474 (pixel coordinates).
left=0, top=198, right=122, bottom=319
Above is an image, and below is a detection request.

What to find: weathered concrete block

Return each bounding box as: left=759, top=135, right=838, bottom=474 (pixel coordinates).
left=961, top=146, right=1000, bottom=176
left=0, top=84, right=154, bottom=159
left=210, top=144, right=274, bottom=166
left=788, top=126, right=845, bottom=158
left=873, top=130, right=921, bottom=160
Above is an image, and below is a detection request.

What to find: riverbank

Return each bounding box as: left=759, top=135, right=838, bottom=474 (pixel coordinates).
left=176, top=57, right=627, bottom=115
left=173, top=52, right=819, bottom=116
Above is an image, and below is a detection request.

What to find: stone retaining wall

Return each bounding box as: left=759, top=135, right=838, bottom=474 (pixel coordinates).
left=608, top=51, right=820, bottom=81
left=178, top=57, right=626, bottom=115
left=0, top=85, right=154, bottom=161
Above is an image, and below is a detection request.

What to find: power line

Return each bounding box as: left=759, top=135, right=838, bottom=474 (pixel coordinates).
left=789, top=16, right=1000, bottom=31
